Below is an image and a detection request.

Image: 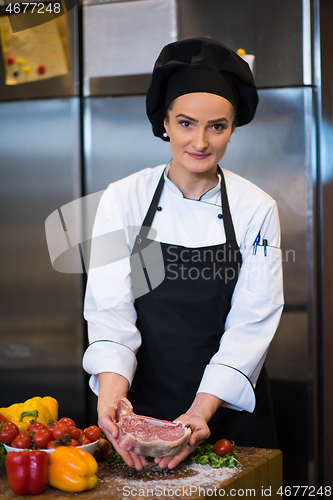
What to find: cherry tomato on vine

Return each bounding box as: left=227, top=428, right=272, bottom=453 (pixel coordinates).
left=0, top=422, right=19, bottom=445
left=84, top=425, right=101, bottom=442
left=47, top=421, right=58, bottom=433
left=68, top=426, right=81, bottom=440
left=0, top=413, right=8, bottom=424
left=47, top=440, right=63, bottom=450
left=80, top=437, right=91, bottom=445
left=69, top=439, right=80, bottom=447
left=28, top=422, right=47, bottom=434
left=58, top=417, right=76, bottom=428
left=52, top=423, right=71, bottom=441
left=11, top=433, right=32, bottom=449
left=213, top=439, right=233, bottom=457
left=32, top=428, right=53, bottom=449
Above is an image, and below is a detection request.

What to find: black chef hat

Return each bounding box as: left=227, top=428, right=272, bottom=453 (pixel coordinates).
left=146, top=37, right=259, bottom=141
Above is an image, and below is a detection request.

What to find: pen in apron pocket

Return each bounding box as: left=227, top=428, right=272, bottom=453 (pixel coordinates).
left=253, top=231, right=260, bottom=255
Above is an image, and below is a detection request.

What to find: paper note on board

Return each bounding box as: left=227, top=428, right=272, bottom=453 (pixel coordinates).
left=0, top=15, right=68, bottom=85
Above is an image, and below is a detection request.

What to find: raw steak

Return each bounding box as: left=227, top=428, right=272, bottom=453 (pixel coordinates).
left=115, top=397, right=192, bottom=457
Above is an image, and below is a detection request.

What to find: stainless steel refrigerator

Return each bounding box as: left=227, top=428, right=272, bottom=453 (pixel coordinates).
left=0, top=5, right=88, bottom=428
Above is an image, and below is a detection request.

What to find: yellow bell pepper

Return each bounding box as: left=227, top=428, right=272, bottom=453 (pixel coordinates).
left=0, top=403, right=22, bottom=422
left=41, top=396, right=58, bottom=422
left=48, top=447, right=98, bottom=492
left=11, top=397, right=53, bottom=433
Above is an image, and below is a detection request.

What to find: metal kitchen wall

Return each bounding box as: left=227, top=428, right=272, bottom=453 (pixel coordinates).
left=1, top=0, right=332, bottom=488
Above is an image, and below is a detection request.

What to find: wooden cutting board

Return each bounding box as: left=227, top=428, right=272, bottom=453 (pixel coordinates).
left=0, top=447, right=282, bottom=499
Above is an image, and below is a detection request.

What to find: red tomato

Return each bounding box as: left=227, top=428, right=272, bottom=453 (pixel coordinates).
left=32, top=429, right=53, bottom=449
left=78, top=429, right=85, bottom=439
left=47, top=421, right=58, bottom=433
left=52, top=423, right=71, bottom=441
left=59, top=417, right=76, bottom=428
left=46, top=440, right=63, bottom=450
left=84, top=425, right=101, bottom=442
left=0, top=413, right=8, bottom=424
left=11, top=433, right=32, bottom=449
left=68, top=426, right=81, bottom=440
left=28, top=422, right=47, bottom=434
left=80, top=437, right=91, bottom=445
left=69, top=439, right=80, bottom=447
left=0, top=422, right=19, bottom=445
left=213, top=439, right=233, bottom=457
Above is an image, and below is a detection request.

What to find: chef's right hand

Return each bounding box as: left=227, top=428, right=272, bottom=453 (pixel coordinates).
left=98, top=404, right=147, bottom=471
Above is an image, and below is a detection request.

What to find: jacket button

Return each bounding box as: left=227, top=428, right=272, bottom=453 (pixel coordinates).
left=157, top=206, right=162, bottom=211
left=217, top=214, right=223, bottom=219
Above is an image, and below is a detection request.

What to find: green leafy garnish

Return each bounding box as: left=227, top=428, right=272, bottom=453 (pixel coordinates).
left=183, top=441, right=242, bottom=468
left=106, top=441, right=242, bottom=468
left=0, top=442, right=6, bottom=468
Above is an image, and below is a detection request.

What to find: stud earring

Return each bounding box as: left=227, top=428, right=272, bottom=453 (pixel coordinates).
left=163, top=132, right=168, bottom=138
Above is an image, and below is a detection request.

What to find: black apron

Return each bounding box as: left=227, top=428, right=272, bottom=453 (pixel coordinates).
left=128, top=167, right=277, bottom=448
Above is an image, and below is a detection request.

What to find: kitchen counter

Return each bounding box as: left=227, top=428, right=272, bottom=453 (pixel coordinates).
left=0, top=447, right=282, bottom=499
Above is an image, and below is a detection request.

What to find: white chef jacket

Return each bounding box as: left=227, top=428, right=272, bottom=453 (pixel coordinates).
left=82, top=163, right=284, bottom=413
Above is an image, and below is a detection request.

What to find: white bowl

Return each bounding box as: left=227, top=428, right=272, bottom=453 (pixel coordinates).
left=4, top=439, right=99, bottom=455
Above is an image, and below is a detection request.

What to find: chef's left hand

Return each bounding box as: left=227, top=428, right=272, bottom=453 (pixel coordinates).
left=154, top=393, right=223, bottom=470
left=154, top=413, right=210, bottom=470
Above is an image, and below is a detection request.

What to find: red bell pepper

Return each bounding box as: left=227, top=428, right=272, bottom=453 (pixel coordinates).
left=5, top=450, right=49, bottom=495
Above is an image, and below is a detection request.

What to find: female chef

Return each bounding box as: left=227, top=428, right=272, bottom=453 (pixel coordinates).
left=82, top=38, right=284, bottom=471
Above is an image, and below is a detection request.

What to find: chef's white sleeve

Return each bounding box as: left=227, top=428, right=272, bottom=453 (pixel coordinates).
left=197, top=200, right=284, bottom=412
left=82, top=187, right=141, bottom=395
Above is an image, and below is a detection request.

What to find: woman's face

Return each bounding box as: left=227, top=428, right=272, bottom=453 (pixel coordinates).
left=164, top=92, right=235, bottom=176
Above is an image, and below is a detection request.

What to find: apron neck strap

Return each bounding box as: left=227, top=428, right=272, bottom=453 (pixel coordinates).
left=138, top=165, right=237, bottom=243
left=137, top=168, right=165, bottom=240
left=218, top=166, right=237, bottom=243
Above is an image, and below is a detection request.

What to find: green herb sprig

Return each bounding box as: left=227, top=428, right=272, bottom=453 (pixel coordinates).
left=184, top=441, right=242, bottom=468
left=107, top=441, right=242, bottom=468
